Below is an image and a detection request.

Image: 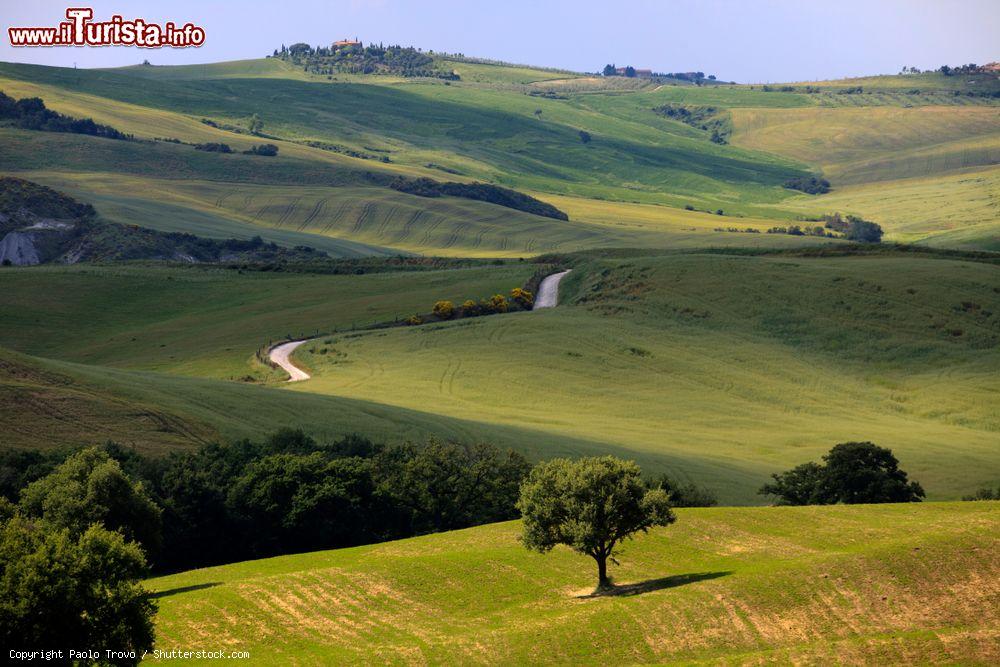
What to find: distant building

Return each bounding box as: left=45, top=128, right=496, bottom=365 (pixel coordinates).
left=332, top=38, right=361, bottom=48
left=983, top=62, right=1000, bottom=73
left=614, top=67, right=653, bottom=78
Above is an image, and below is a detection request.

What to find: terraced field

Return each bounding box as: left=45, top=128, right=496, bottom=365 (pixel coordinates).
left=147, top=502, right=1000, bottom=665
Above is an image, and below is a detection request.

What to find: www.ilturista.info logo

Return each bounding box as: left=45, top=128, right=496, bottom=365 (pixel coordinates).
left=8, top=8, right=205, bottom=48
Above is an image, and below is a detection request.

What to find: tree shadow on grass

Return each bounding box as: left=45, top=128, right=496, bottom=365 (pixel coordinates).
left=150, top=582, right=221, bottom=599
left=578, top=571, right=732, bottom=599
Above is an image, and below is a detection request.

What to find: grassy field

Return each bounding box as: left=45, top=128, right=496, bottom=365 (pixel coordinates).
left=780, top=166, right=1000, bottom=251
left=288, top=252, right=1000, bottom=503
left=2, top=251, right=996, bottom=501
left=147, top=502, right=1000, bottom=665
left=2, top=59, right=998, bottom=252
left=0, top=263, right=534, bottom=379
left=730, top=105, right=1000, bottom=185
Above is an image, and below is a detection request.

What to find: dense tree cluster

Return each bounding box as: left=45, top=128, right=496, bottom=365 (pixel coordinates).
left=938, top=63, right=988, bottom=76
left=273, top=42, right=458, bottom=79
left=1, top=432, right=531, bottom=573
left=963, top=486, right=1000, bottom=501
left=759, top=442, right=925, bottom=505
left=652, top=103, right=730, bottom=143
left=783, top=175, right=831, bottom=194
left=243, top=143, right=279, bottom=156
left=0, top=176, right=96, bottom=221
left=193, top=142, right=233, bottom=153
left=601, top=66, right=719, bottom=84
left=0, top=91, right=132, bottom=140
left=822, top=213, right=884, bottom=243
left=390, top=177, right=569, bottom=220
left=645, top=473, right=718, bottom=507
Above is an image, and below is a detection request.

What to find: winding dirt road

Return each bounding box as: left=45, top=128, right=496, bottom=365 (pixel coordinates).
left=268, top=269, right=571, bottom=382
left=269, top=339, right=311, bottom=382
left=533, top=270, right=571, bottom=309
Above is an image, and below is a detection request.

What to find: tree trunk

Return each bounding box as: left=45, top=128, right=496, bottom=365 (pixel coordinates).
left=596, top=554, right=609, bottom=590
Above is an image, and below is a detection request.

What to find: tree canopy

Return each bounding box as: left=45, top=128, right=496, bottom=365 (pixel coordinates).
left=18, top=447, right=162, bottom=554
left=518, top=456, right=675, bottom=589
left=0, top=514, right=155, bottom=661
left=760, top=442, right=925, bottom=505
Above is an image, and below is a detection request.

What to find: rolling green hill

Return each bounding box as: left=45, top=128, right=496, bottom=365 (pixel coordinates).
left=287, top=251, right=1000, bottom=502
left=1, top=249, right=997, bottom=501
left=0, top=263, right=534, bottom=379
left=147, top=502, right=1000, bottom=665
left=2, top=58, right=996, bottom=253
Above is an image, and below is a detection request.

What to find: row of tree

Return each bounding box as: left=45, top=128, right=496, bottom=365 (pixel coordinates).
left=389, top=177, right=569, bottom=220
left=274, top=42, right=457, bottom=79
left=0, top=91, right=132, bottom=140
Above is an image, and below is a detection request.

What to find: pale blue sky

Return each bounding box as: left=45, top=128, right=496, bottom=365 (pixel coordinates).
left=1, top=0, right=997, bottom=82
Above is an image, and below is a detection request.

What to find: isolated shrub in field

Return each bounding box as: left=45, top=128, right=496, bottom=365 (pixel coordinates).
left=0, top=515, right=156, bottom=657
left=405, top=314, right=423, bottom=326
left=759, top=442, right=924, bottom=505
left=510, top=287, right=534, bottom=309
left=579, top=130, right=592, bottom=144
left=433, top=300, right=455, bottom=319
left=519, top=456, right=675, bottom=589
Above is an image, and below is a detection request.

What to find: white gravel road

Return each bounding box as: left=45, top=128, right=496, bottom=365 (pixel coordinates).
left=533, top=270, right=571, bottom=309
left=269, top=339, right=311, bottom=382
left=268, top=270, right=572, bottom=381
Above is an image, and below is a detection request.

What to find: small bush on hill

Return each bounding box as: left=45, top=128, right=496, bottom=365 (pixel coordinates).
left=510, top=287, right=534, bottom=309
left=432, top=300, right=455, bottom=319
left=481, top=294, right=509, bottom=313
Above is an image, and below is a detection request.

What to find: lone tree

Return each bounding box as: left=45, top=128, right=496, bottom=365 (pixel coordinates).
left=760, top=442, right=925, bottom=505
left=518, top=456, right=675, bottom=590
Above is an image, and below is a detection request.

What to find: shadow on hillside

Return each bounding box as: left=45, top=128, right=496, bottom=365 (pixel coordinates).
left=579, top=571, right=732, bottom=599
left=150, top=582, right=221, bottom=599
